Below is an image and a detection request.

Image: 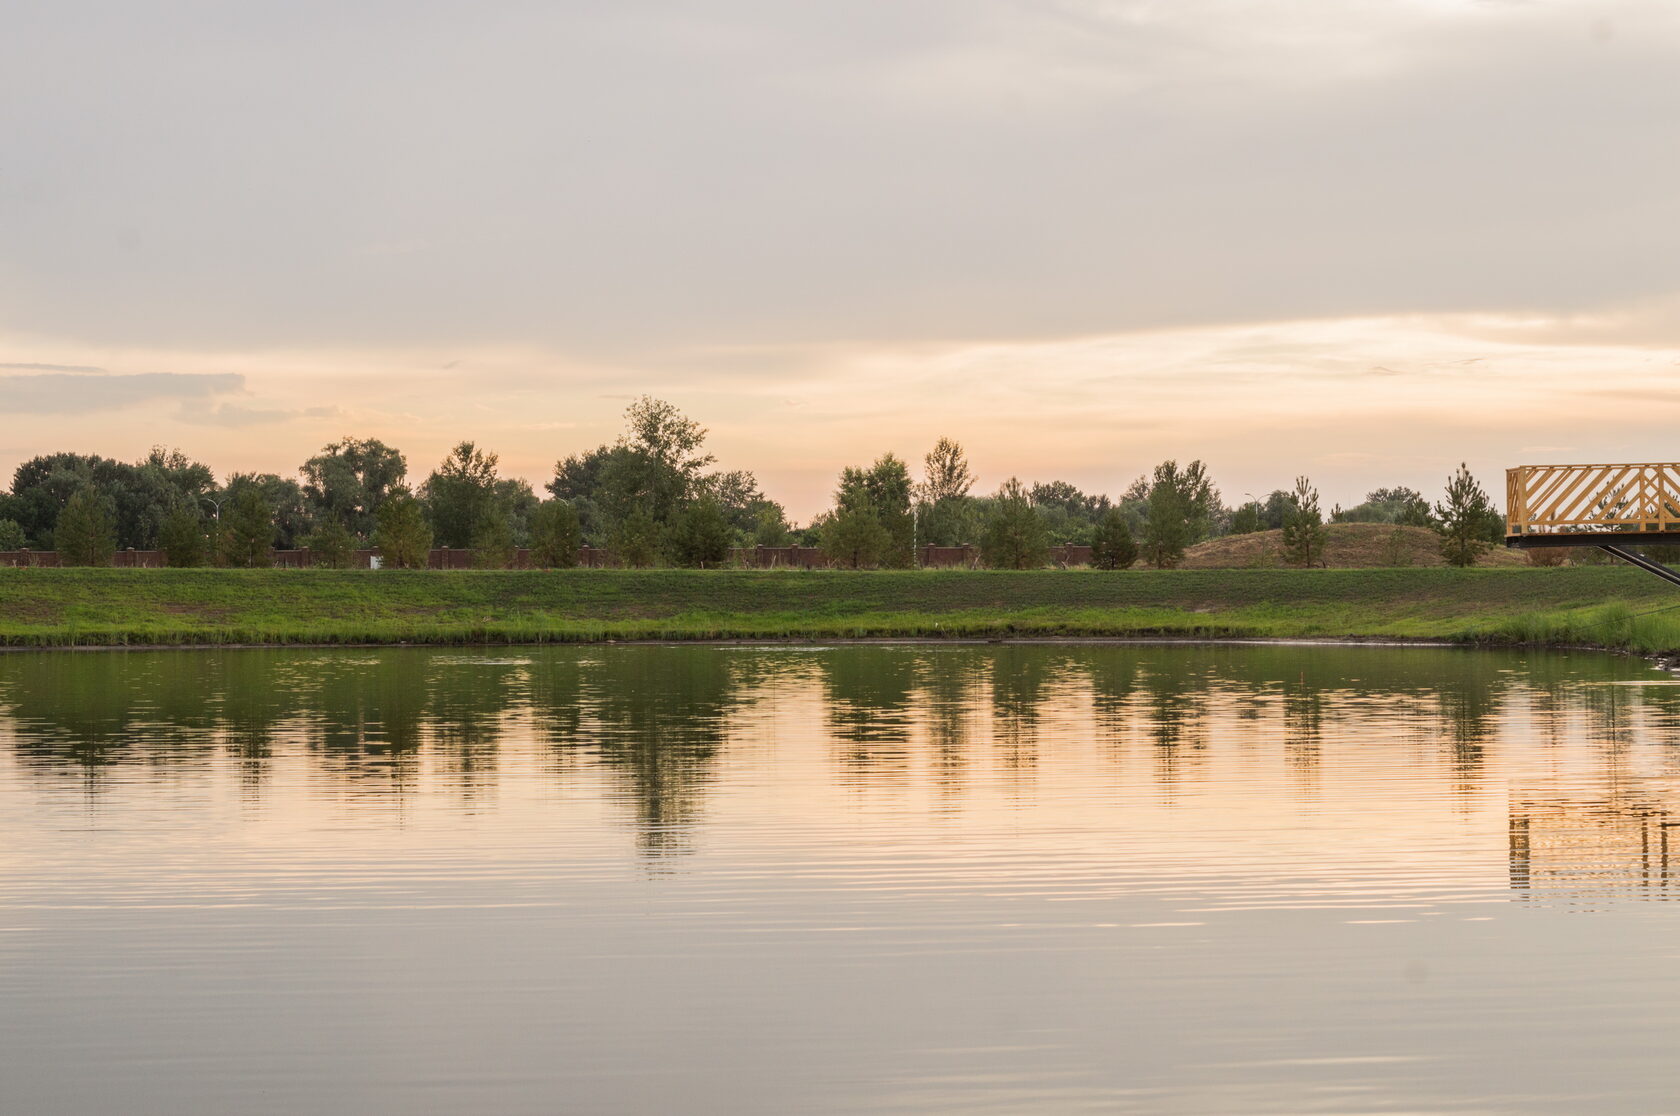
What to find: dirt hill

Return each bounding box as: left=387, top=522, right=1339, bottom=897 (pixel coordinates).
left=1174, top=522, right=1527, bottom=569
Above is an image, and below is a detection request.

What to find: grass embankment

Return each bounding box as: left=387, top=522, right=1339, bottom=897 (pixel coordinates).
left=2, top=567, right=1679, bottom=653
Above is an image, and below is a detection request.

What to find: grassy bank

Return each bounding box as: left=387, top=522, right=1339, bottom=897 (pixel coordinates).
left=3, top=566, right=1679, bottom=653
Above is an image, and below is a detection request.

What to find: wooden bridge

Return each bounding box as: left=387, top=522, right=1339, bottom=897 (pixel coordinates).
left=1506, top=462, right=1680, bottom=585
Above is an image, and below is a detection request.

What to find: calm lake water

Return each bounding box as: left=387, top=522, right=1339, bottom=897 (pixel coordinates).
left=3, top=642, right=1680, bottom=1114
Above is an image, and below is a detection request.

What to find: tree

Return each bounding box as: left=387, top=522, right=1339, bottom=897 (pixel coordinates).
left=158, top=506, right=207, bottom=567
left=613, top=507, right=661, bottom=568
left=54, top=487, right=116, bottom=566
left=0, top=518, right=25, bottom=551
left=307, top=520, right=358, bottom=568
left=1143, top=477, right=1189, bottom=569
left=919, top=437, right=975, bottom=504
left=668, top=497, right=734, bottom=567
left=1090, top=508, right=1138, bottom=570
left=423, top=441, right=501, bottom=548
left=980, top=478, right=1049, bottom=570
left=751, top=503, right=792, bottom=547
left=529, top=501, right=583, bottom=568
left=222, top=485, right=274, bottom=568
left=1280, top=476, right=1328, bottom=567
left=1141, top=460, right=1218, bottom=567
left=836, top=455, right=914, bottom=567
left=819, top=502, right=890, bottom=569
left=471, top=509, right=517, bottom=569
left=300, top=437, right=407, bottom=539
left=1228, top=503, right=1263, bottom=535
left=218, top=473, right=312, bottom=549
left=375, top=492, right=432, bottom=569
left=1436, top=463, right=1495, bottom=568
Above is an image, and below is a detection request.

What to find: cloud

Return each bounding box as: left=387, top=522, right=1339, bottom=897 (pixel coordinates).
left=175, top=401, right=341, bottom=428
left=1, top=1, right=1677, bottom=353
left=0, top=362, right=107, bottom=373
left=0, top=371, right=243, bottom=414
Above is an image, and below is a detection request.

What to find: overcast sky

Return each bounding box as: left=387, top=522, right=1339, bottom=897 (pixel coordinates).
left=4, top=0, right=1678, bottom=517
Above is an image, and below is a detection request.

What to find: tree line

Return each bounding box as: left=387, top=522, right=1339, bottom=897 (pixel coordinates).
left=0, top=396, right=1505, bottom=569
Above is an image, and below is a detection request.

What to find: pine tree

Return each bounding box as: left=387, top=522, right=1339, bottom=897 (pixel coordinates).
left=1143, top=478, right=1188, bottom=568
left=472, top=509, right=517, bottom=568
left=158, top=505, right=207, bottom=568
left=819, top=502, right=890, bottom=569
left=529, top=500, right=582, bottom=568
left=1090, top=508, right=1138, bottom=570
left=55, top=488, right=116, bottom=566
left=1280, top=476, right=1328, bottom=567
left=980, top=478, right=1049, bottom=570
left=375, top=493, right=432, bottom=569
left=222, top=486, right=274, bottom=568
left=613, top=507, right=661, bottom=568
left=668, top=497, right=734, bottom=567
left=1436, top=463, right=1494, bottom=568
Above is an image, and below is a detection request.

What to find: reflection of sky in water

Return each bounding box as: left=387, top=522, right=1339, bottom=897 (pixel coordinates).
left=1, top=644, right=1679, bottom=1114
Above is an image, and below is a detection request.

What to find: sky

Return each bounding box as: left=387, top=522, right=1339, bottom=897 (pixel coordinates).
left=4, top=0, right=1679, bottom=520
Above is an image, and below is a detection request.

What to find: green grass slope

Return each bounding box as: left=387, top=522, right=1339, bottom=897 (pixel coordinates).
left=2, top=566, right=1678, bottom=652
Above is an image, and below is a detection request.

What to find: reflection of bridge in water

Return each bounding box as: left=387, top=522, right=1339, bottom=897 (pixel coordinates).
left=1509, top=780, right=1680, bottom=904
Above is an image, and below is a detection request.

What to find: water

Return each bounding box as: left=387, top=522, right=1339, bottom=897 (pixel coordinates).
left=2, top=642, right=1679, bottom=1114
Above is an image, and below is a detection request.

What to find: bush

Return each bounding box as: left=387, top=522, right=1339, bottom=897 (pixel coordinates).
left=0, top=518, right=24, bottom=551
left=613, top=508, right=661, bottom=568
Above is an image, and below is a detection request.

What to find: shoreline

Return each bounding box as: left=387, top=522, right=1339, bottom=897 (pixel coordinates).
left=5, top=566, right=1679, bottom=660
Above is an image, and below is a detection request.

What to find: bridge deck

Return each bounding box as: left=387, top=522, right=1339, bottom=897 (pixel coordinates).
left=1506, top=463, right=1680, bottom=546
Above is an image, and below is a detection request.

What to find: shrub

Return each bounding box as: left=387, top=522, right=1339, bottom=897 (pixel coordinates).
left=158, top=506, right=207, bottom=568
left=375, top=493, right=433, bottom=569
left=55, top=488, right=117, bottom=566
left=307, top=520, right=359, bottom=568
left=980, top=478, right=1049, bottom=570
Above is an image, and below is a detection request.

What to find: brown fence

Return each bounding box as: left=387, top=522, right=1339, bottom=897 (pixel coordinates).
left=0, top=543, right=1097, bottom=570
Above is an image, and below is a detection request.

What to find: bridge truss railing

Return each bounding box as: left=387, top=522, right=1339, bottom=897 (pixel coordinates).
left=1506, top=463, right=1680, bottom=539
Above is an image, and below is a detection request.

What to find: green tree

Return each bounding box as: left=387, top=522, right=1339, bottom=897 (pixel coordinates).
left=980, top=478, right=1049, bottom=570
left=613, top=507, right=661, bottom=568
left=751, top=503, right=792, bottom=547
left=1143, top=477, right=1189, bottom=569
left=375, top=492, right=433, bottom=569
left=54, top=487, right=116, bottom=566
left=916, top=437, right=978, bottom=548
left=0, top=518, right=26, bottom=551
left=1281, top=476, right=1329, bottom=567
left=1090, top=508, right=1138, bottom=570
left=836, top=455, right=914, bottom=566
left=529, top=500, right=583, bottom=568
left=1436, top=463, right=1495, bottom=568
left=472, top=509, right=517, bottom=568
left=222, top=485, right=274, bottom=568
left=668, top=497, right=735, bottom=567
left=423, top=441, right=501, bottom=548
left=307, top=519, right=359, bottom=568
left=819, top=502, right=890, bottom=569
left=300, top=437, right=407, bottom=539
left=157, top=506, right=207, bottom=567
left=1228, top=503, right=1263, bottom=535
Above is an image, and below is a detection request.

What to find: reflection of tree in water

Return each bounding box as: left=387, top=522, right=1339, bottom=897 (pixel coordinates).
left=1281, top=673, right=1324, bottom=790
left=0, top=652, right=223, bottom=785
left=530, top=647, right=749, bottom=861
left=913, top=651, right=988, bottom=803
left=990, top=648, right=1061, bottom=791
left=418, top=655, right=531, bottom=800
left=298, top=652, right=430, bottom=793
left=1135, top=658, right=1209, bottom=796
left=1082, top=651, right=1139, bottom=757
left=822, top=648, right=917, bottom=787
